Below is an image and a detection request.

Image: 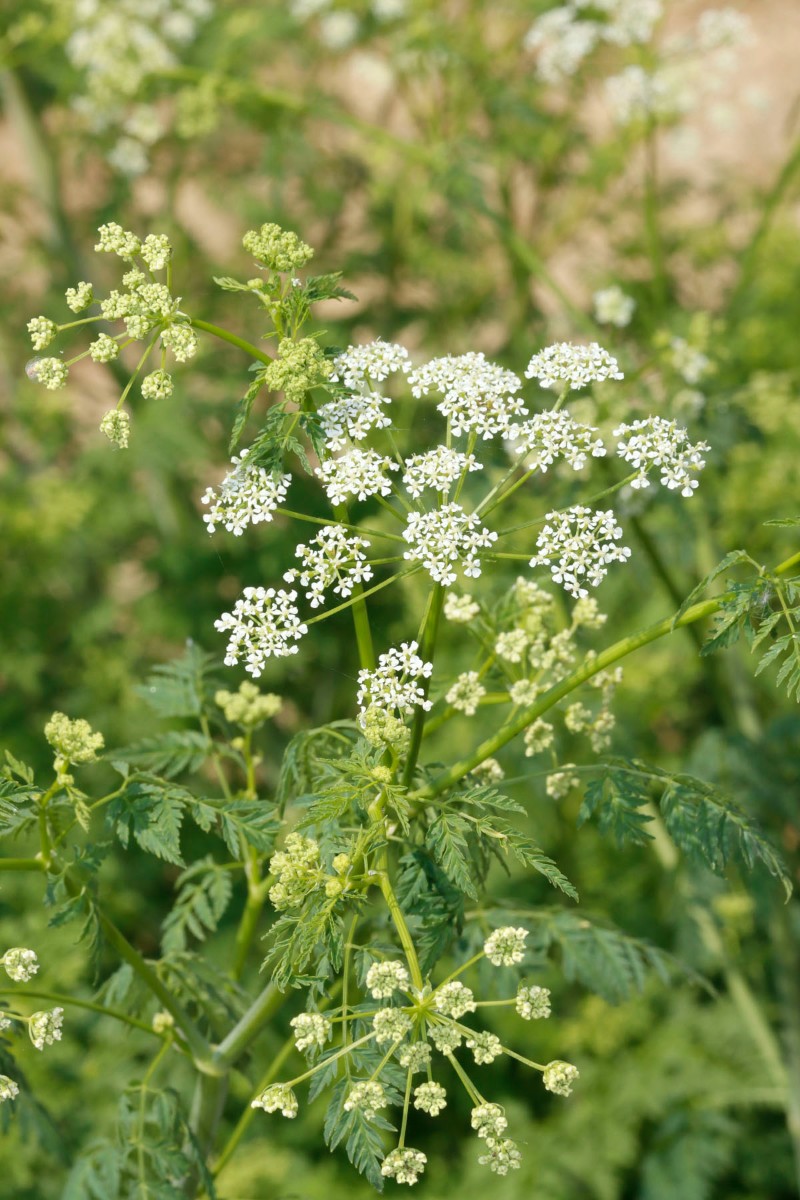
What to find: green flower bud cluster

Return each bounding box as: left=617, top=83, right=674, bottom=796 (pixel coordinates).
left=262, top=336, right=332, bottom=403
left=344, top=1080, right=387, bottom=1118
left=360, top=704, right=410, bottom=750
left=242, top=223, right=314, bottom=273
left=215, top=682, right=282, bottom=729
left=100, top=409, right=131, bottom=449
left=268, top=833, right=323, bottom=910
left=44, top=712, right=104, bottom=770
left=251, top=1082, right=298, bottom=1118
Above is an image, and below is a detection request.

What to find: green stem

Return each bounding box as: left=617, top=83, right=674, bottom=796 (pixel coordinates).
left=0, top=857, right=45, bottom=872
left=401, top=583, right=445, bottom=789
left=275, top=507, right=407, bottom=544
left=210, top=1035, right=296, bottom=1181
left=410, top=548, right=800, bottom=802
left=378, top=870, right=424, bottom=991
left=189, top=318, right=274, bottom=366
left=334, top=503, right=376, bottom=670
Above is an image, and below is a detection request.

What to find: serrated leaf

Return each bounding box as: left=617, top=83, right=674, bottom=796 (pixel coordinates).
left=229, top=377, right=263, bottom=452
left=426, top=811, right=476, bottom=898
left=213, top=275, right=251, bottom=293
left=135, top=643, right=218, bottom=720
left=672, top=550, right=753, bottom=630
left=161, top=857, right=234, bottom=953
left=110, top=731, right=213, bottom=778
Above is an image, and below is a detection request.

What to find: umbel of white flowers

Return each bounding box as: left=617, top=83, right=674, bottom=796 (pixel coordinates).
left=250, top=923, right=577, bottom=1182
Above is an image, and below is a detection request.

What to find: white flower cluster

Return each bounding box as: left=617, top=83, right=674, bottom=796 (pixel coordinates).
left=2, top=948, right=39, bottom=983
left=356, top=642, right=433, bottom=725
left=593, top=285, right=636, bottom=328
left=466, top=1032, right=503, bottom=1065
left=670, top=337, right=711, bottom=385
left=506, top=410, right=607, bottom=472
left=605, top=65, right=687, bottom=126
left=318, top=390, right=392, bottom=452
left=614, top=417, right=709, bottom=496
left=290, top=1012, right=332, bottom=1053
left=526, top=343, right=624, bottom=391
left=330, top=340, right=411, bottom=388
left=202, top=452, right=291, bottom=535
left=443, top=592, right=480, bottom=623
left=483, top=926, right=528, bottom=967
left=408, top=352, right=526, bottom=439
left=403, top=504, right=497, bottom=585
left=345, top=1081, right=387, bottom=1118
left=433, top=981, right=476, bottom=1019
left=402, top=447, right=482, bottom=499
left=373, top=1008, right=413, bottom=1045
left=316, top=449, right=398, bottom=506
left=29, top=1007, right=64, bottom=1051
left=413, top=1081, right=447, bottom=1115
left=215, top=587, right=308, bottom=675
left=283, top=526, right=372, bottom=607
left=445, top=672, right=486, bottom=716
left=0, top=1076, right=19, bottom=1103
left=516, top=985, right=552, bottom=1020
left=543, top=1059, right=580, bottom=1096
left=478, top=1137, right=522, bottom=1176
left=381, top=1147, right=427, bottom=1186
left=251, top=1082, right=299, bottom=1118
left=366, top=960, right=411, bottom=999
left=530, top=506, right=631, bottom=598
left=398, top=1041, right=432, bottom=1071
left=524, top=1, right=663, bottom=83
left=66, top=0, right=213, bottom=176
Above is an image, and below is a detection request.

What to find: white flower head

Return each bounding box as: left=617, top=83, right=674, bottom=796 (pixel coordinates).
left=402, top=447, right=483, bottom=499
left=344, top=1080, right=387, bottom=1119
left=29, top=1007, right=64, bottom=1050
left=318, top=390, right=392, bottom=451
left=614, top=417, right=709, bottom=497
left=530, top=506, right=631, bottom=598
left=525, top=343, right=623, bottom=391
left=357, top=641, right=433, bottom=726
left=381, top=1147, right=427, bottom=1185
left=471, top=1102, right=507, bottom=1139
left=546, top=765, right=580, bottom=799
left=429, top=1022, right=462, bottom=1054
left=403, top=504, right=497, bottom=586
left=524, top=9, right=600, bottom=85
left=593, top=285, right=636, bottom=327
left=524, top=718, right=555, bottom=757
left=543, top=1059, right=580, bottom=1096
left=506, top=410, right=606, bottom=473
left=2, top=948, right=39, bottom=983
left=0, top=1076, right=19, bottom=1102
left=466, top=1031, right=503, bottom=1064
left=443, top=592, right=480, bottom=623
left=484, top=926, right=528, bottom=967
left=605, top=65, right=688, bottom=126
left=315, top=448, right=399, bottom=506
left=516, top=984, right=552, bottom=1020
left=330, top=340, right=411, bottom=388
left=202, top=450, right=291, bottom=536
left=478, top=1137, right=522, bottom=1175
left=398, top=1041, right=432, bottom=1071
left=433, top=981, right=476, bottom=1019
left=290, top=1011, right=332, bottom=1053
left=413, top=1081, right=447, bottom=1115
left=284, top=525, right=372, bottom=607
left=366, top=960, right=411, bottom=999
left=214, top=587, right=308, bottom=676
left=373, top=1007, right=413, bottom=1045
left=408, top=352, right=526, bottom=439
left=445, top=671, right=486, bottom=716
left=251, top=1083, right=299, bottom=1117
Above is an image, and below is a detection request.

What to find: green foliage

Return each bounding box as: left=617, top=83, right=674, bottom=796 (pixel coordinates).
left=579, top=758, right=791, bottom=898
left=161, top=858, right=234, bottom=953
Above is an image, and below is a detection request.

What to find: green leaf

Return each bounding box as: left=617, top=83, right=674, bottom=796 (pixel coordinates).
left=579, top=765, right=655, bottom=847
left=187, top=795, right=279, bottom=856
left=135, top=643, right=219, bottom=720
left=426, top=810, right=476, bottom=898
left=763, top=516, right=800, bottom=526
left=671, top=550, right=753, bottom=630
left=161, top=857, right=234, bottom=953
left=108, top=783, right=185, bottom=866
left=213, top=275, right=251, bottom=293
left=110, top=731, right=213, bottom=778
left=229, top=377, right=263, bottom=452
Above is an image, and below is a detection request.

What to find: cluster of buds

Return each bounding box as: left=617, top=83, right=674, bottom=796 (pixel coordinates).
left=0, top=947, right=63, bottom=1104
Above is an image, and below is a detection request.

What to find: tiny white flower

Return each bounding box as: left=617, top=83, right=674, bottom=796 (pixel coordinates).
left=381, top=1147, right=427, bottom=1185
left=516, top=984, right=551, bottom=1020
left=2, top=948, right=39, bottom=983
left=366, top=960, right=411, bottom=999
left=543, top=1059, right=580, bottom=1096
left=433, top=981, right=476, bottom=1019
left=290, top=1011, right=332, bottom=1052
left=525, top=342, right=623, bottom=391
left=413, top=1081, right=447, bottom=1115
left=483, top=926, right=528, bottom=967
left=251, top=1083, right=299, bottom=1117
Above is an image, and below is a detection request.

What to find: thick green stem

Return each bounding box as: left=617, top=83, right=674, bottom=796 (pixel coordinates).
left=189, top=318, right=274, bottom=366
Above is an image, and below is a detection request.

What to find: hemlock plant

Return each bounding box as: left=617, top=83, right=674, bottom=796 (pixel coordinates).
left=5, top=220, right=796, bottom=1195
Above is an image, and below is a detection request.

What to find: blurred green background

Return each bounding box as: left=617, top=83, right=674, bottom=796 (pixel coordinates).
left=2, top=1, right=800, bottom=1197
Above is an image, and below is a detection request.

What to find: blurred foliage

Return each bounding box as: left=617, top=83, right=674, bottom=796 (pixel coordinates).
left=2, top=0, right=800, bottom=1197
